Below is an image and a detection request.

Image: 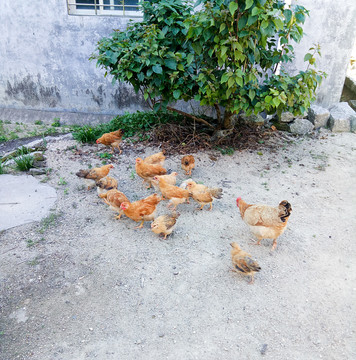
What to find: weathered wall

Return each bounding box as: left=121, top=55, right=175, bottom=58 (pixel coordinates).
left=285, top=0, right=356, bottom=107
left=0, top=0, right=148, bottom=123
left=0, top=0, right=355, bottom=123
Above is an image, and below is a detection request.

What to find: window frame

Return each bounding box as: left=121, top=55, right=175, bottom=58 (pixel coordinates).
left=67, top=0, right=143, bottom=17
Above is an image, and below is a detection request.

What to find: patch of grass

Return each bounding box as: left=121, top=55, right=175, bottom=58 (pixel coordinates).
left=51, top=118, right=61, bottom=127
left=0, top=162, right=6, bottom=174
left=58, top=177, right=67, bottom=185
left=16, top=146, right=31, bottom=156
left=27, top=257, right=40, bottom=266
left=216, top=146, right=234, bottom=155
left=38, top=212, right=62, bottom=233
left=26, top=239, right=35, bottom=248
left=72, top=110, right=184, bottom=144
left=35, top=120, right=43, bottom=125
left=72, top=125, right=99, bottom=143
left=14, top=155, right=34, bottom=171
left=99, top=152, right=113, bottom=159
left=63, top=188, right=69, bottom=195
left=130, top=170, right=135, bottom=180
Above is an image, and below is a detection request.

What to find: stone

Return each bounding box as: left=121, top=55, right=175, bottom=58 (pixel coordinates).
left=289, top=118, right=314, bottom=135
left=328, top=102, right=356, bottom=132
left=349, top=100, right=356, bottom=111
left=0, top=174, right=57, bottom=231
left=308, top=105, right=330, bottom=128
left=240, top=113, right=265, bottom=126
left=280, top=112, right=295, bottom=123
left=33, top=152, right=45, bottom=161
left=28, top=168, right=47, bottom=175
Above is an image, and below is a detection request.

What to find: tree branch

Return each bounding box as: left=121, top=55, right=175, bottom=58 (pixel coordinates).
left=166, top=106, right=215, bottom=129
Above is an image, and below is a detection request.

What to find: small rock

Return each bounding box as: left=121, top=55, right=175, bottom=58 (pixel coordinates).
left=280, top=112, right=295, bottom=123
left=33, top=152, right=45, bottom=161
left=28, top=168, right=47, bottom=175
left=349, top=100, right=356, bottom=112
left=240, top=113, right=265, bottom=126
left=289, top=118, right=314, bottom=135
left=260, top=343, right=268, bottom=355
left=328, top=102, right=356, bottom=132
left=308, top=105, right=330, bottom=128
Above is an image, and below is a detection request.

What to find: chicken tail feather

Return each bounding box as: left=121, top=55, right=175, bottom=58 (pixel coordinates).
left=211, top=188, right=223, bottom=199
left=76, top=170, right=89, bottom=178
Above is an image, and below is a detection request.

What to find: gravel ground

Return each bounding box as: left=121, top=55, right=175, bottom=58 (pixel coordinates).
left=0, top=131, right=355, bottom=359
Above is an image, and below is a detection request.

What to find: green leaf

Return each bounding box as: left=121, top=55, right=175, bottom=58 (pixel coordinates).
left=220, top=23, right=226, bottom=33
left=304, top=53, right=312, bottom=62
left=249, top=89, right=255, bottom=101
left=229, top=2, right=239, bottom=16
left=265, top=95, right=272, bottom=103
left=221, top=73, right=230, bottom=83
left=238, top=15, right=248, bottom=30
left=164, top=59, right=177, bottom=70
left=245, top=0, right=254, bottom=10
left=261, top=20, right=268, bottom=29
left=173, top=89, right=181, bottom=99
left=152, top=64, right=163, bottom=74
left=236, top=75, right=243, bottom=87
left=221, top=46, right=228, bottom=57
left=187, top=53, right=194, bottom=65
left=228, top=77, right=235, bottom=88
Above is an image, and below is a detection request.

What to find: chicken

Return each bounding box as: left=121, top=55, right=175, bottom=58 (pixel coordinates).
left=151, top=212, right=180, bottom=240
left=185, top=180, right=223, bottom=210
left=135, top=157, right=167, bottom=189
left=143, top=151, right=166, bottom=166
left=99, top=189, right=129, bottom=219
left=76, top=164, right=114, bottom=190
left=236, top=197, right=292, bottom=250
left=151, top=176, right=190, bottom=211
left=120, top=193, right=162, bottom=228
left=230, top=242, right=261, bottom=284
left=181, top=155, right=195, bottom=176
left=152, top=172, right=178, bottom=193
left=96, top=129, right=124, bottom=154
left=96, top=176, right=118, bottom=196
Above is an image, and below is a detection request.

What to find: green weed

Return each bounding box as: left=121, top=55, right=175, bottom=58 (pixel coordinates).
left=52, top=118, right=61, bottom=127
left=99, top=152, right=113, bottom=159
left=14, top=155, right=34, bottom=171
left=58, top=177, right=67, bottom=185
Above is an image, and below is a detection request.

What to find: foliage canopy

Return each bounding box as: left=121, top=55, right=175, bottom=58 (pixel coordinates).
left=91, top=0, right=326, bottom=130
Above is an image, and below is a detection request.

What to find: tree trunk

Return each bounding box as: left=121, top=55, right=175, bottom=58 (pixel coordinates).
left=223, top=110, right=236, bottom=130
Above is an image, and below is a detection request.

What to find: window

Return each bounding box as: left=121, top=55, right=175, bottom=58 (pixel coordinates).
left=67, top=0, right=142, bottom=17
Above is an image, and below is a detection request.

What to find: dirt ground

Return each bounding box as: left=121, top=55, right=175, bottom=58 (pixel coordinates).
left=0, top=130, right=355, bottom=359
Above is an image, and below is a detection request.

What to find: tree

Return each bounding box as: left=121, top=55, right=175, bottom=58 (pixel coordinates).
left=91, top=0, right=326, bottom=133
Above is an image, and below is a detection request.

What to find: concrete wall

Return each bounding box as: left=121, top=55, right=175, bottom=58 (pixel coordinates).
left=0, top=0, right=148, bottom=123
left=0, top=0, right=355, bottom=124
left=285, top=0, right=356, bottom=107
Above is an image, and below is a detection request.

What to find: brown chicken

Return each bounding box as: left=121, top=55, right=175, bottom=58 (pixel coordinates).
left=120, top=193, right=162, bottom=228
left=99, top=189, right=129, bottom=219
left=96, top=176, right=118, bottom=196
left=151, top=212, right=180, bottom=240
left=230, top=242, right=261, bottom=284
left=185, top=180, right=223, bottom=210
left=151, top=177, right=190, bottom=210
left=152, top=172, right=178, bottom=193
left=135, top=157, right=167, bottom=188
left=181, top=155, right=195, bottom=176
left=76, top=164, right=114, bottom=190
left=96, top=129, right=124, bottom=154
left=236, top=197, right=292, bottom=250
left=143, top=151, right=166, bottom=166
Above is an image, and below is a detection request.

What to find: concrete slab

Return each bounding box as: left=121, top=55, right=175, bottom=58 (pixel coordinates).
left=0, top=174, right=57, bottom=231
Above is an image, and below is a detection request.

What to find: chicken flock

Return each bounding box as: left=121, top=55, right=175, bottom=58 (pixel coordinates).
left=76, top=130, right=292, bottom=284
